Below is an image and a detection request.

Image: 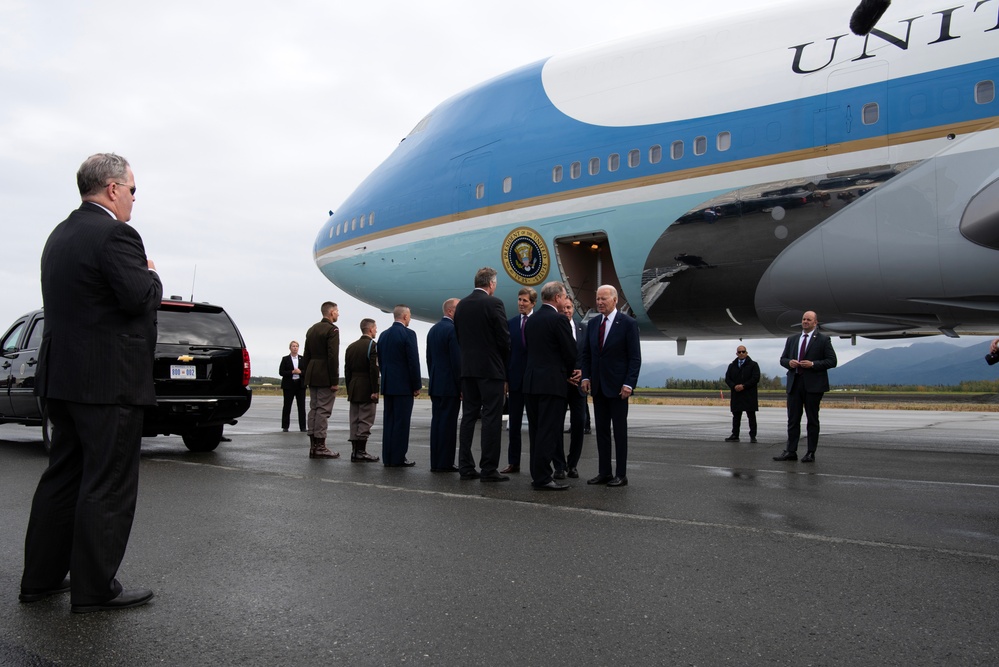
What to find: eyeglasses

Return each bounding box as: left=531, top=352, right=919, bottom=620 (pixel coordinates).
left=736, top=350, right=747, bottom=354
left=110, top=182, right=137, bottom=195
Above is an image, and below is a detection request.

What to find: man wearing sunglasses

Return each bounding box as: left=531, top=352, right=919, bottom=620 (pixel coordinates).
left=724, top=346, right=760, bottom=443
left=21, top=153, right=160, bottom=613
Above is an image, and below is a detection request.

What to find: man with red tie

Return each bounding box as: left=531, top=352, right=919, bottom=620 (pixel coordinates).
left=580, top=285, right=642, bottom=487
left=774, top=311, right=837, bottom=463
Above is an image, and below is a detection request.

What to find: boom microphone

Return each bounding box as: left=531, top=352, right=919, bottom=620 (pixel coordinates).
left=850, top=0, right=891, bottom=35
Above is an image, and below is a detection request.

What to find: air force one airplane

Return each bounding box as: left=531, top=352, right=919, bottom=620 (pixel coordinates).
left=315, top=0, right=999, bottom=352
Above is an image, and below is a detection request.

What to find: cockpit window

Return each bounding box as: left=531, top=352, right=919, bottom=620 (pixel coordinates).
left=408, top=113, right=433, bottom=137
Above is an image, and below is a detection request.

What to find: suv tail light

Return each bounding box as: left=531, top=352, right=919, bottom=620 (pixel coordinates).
left=242, top=348, right=251, bottom=387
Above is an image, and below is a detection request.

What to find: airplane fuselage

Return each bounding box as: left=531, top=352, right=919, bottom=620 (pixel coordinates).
left=315, top=0, right=999, bottom=345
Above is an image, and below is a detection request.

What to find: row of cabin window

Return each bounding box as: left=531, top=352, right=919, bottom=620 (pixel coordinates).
left=331, top=212, right=376, bottom=238
left=344, top=82, right=996, bottom=223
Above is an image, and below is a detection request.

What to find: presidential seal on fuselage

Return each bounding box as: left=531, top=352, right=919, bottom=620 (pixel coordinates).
left=501, top=227, right=549, bottom=286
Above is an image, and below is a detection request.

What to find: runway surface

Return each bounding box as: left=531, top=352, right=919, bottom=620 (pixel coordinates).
left=2, top=397, right=997, bottom=666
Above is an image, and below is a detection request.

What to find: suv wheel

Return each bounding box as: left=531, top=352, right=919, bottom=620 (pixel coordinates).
left=182, top=425, right=224, bottom=452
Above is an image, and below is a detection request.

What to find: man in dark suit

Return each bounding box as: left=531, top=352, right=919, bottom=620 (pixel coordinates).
left=378, top=305, right=421, bottom=467
left=502, top=286, right=536, bottom=474
left=453, top=267, right=511, bottom=482
left=344, top=319, right=380, bottom=462
left=724, top=345, right=760, bottom=443
left=427, top=298, right=461, bottom=472
left=580, top=285, right=642, bottom=487
left=21, top=153, right=160, bottom=612
left=279, top=340, right=306, bottom=432
left=523, top=282, right=580, bottom=490
left=303, top=302, right=340, bottom=459
left=774, top=311, right=837, bottom=463
left=562, top=300, right=590, bottom=478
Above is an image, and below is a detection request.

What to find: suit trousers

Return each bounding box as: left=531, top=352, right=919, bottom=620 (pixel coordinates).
left=506, top=389, right=526, bottom=466
left=282, top=382, right=306, bottom=430
left=525, top=393, right=566, bottom=486
left=458, top=377, right=505, bottom=476
left=786, top=377, right=823, bottom=453
left=430, top=395, right=460, bottom=470
left=382, top=395, right=414, bottom=466
left=307, top=387, right=335, bottom=439
left=348, top=401, right=377, bottom=441
left=21, top=399, right=143, bottom=605
left=731, top=410, right=757, bottom=438
left=565, top=389, right=587, bottom=469
left=592, top=392, right=629, bottom=478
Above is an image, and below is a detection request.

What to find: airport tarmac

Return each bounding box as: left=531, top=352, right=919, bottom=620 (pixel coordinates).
left=1, top=397, right=997, bottom=666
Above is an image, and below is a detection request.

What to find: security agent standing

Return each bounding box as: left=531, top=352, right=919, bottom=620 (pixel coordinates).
left=21, top=153, right=160, bottom=613
left=378, top=305, right=422, bottom=467
left=774, top=311, right=837, bottom=463
left=724, top=345, right=760, bottom=443
left=279, top=341, right=307, bottom=432
left=427, top=298, right=462, bottom=472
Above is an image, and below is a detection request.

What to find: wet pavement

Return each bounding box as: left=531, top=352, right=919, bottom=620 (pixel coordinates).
left=2, top=397, right=997, bottom=666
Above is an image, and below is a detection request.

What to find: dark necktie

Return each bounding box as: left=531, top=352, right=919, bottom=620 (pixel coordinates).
left=797, top=333, right=809, bottom=374
left=738, top=359, right=744, bottom=368
left=598, top=316, right=607, bottom=351
left=521, top=314, right=526, bottom=346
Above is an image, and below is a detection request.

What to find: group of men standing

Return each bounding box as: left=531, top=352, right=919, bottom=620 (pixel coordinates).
left=285, top=267, right=643, bottom=491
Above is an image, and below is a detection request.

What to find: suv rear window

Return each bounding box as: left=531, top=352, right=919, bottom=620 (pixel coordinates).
left=157, top=308, right=242, bottom=347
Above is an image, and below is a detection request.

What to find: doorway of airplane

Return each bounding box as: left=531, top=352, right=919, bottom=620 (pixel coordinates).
left=553, top=232, right=625, bottom=321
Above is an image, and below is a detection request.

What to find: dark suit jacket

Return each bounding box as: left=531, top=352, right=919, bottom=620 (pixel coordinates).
left=522, top=304, right=577, bottom=397
left=378, top=322, right=421, bottom=396
left=427, top=317, right=461, bottom=397
left=580, top=310, right=642, bottom=398
left=36, top=203, right=162, bottom=406
left=302, top=319, right=339, bottom=387
left=780, top=330, right=837, bottom=393
left=725, top=356, right=760, bottom=411
left=507, top=313, right=532, bottom=392
left=279, top=355, right=304, bottom=391
left=344, top=335, right=379, bottom=403
left=454, top=288, right=510, bottom=380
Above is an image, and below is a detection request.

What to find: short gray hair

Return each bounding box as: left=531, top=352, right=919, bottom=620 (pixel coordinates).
left=77, top=153, right=130, bottom=197
left=540, top=281, right=566, bottom=302
left=474, top=267, right=497, bottom=288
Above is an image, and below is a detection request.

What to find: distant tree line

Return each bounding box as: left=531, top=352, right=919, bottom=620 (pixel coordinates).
left=663, top=373, right=785, bottom=390
left=659, top=377, right=999, bottom=392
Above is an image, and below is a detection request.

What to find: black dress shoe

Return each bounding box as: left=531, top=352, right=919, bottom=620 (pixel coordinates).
left=587, top=474, right=613, bottom=485
left=282, top=428, right=289, bottom=432
left=71, top=588, right=154, bottom=614
left=750, top=437, right=758, bottom=443
left=533, top=480, right=569, bottom=490
left=801, top=452, right=815, bottom=463
left=607, top=476, right=628, bottom=487
left=431, top=466, right=460, bottom=473
left=500, top=465, right=520, bottom=474
left=724, top=435, right=739, bottom=442
left=583, top=428, right=591, bottom=434
left=384, top=459, right=416, bottom=467
left=553, top=469, right=566, bottom=480
left=19, top=576, right=70, bottom=603
left=566, top=467, right=579, bottom=478
left=773, top=451, right=798, bottom=461
left=459, top=471, right=480, bottom=480
left=480, top=473, right=510, bottom=482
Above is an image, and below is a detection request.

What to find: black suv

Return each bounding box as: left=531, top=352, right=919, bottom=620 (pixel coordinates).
left=0, top=300, right=252, bottom=452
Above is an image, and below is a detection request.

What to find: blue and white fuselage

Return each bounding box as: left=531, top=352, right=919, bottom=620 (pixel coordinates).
left=315, top=0, right=999, bottom=345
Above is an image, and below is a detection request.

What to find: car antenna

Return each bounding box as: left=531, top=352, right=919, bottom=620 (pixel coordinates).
left=190, top=264, right=197, bottom=302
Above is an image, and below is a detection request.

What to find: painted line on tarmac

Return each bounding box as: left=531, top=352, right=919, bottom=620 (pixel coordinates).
left=150, top=457, right=999, bottom=563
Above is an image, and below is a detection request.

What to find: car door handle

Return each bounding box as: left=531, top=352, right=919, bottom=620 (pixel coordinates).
left=1, top=361, right=10, bottom=370
left=25, top=357, right=37, bottom=367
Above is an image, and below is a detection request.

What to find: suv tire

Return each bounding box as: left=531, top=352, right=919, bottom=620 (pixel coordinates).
left=182, top=424, right=224, bottom=452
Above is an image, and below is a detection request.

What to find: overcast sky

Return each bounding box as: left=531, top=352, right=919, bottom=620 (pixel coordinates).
left=1, top=0, right=993, bottom=382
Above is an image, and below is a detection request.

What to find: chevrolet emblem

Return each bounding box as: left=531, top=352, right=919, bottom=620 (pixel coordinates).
left=177, top=355, right=194, bottom=362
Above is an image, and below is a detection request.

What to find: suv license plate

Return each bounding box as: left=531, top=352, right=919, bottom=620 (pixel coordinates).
left=170, top=365, right=197, bottom=380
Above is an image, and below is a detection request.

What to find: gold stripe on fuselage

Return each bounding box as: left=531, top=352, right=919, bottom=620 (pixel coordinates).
left=317, top=117, right=999, bottom=258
